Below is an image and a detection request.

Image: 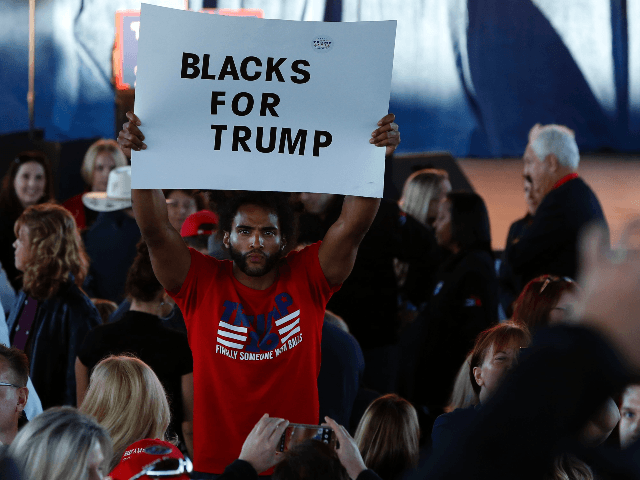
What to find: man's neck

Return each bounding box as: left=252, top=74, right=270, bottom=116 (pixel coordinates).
left=0, top=425, right=18, bottom=445
left=232, top=264, right=278, bottom=290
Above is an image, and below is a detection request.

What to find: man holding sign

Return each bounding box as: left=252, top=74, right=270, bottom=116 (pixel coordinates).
left=118, top=111, right=399, bottom=475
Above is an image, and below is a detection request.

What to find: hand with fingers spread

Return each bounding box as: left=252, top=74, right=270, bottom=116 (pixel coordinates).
left=238, top=414, right=289, bottom=474
left=323, top=416, right=367, bottom=480
left=117, top=111, right=147, bottom=160
left=370, top=113, right=400, bottom=156
left=575, top=219, right=640, bottom=373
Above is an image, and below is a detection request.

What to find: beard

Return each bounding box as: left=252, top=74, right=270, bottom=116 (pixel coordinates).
left=228, top=244, right=282, bottom=277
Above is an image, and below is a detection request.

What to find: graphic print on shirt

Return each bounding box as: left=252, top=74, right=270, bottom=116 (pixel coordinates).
left=215, top=292, right=304, bottom=361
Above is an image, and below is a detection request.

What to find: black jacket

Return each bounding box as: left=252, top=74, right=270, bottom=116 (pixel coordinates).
left=402, top=249, right=498, bottom=411
left=506, top=177, right=608, bottom=285
left=7, top=281, right=101, bottom=409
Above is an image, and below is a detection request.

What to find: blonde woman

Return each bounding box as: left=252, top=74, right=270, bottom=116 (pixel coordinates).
left=80, top=355, right=171, bottom=471
left=8, top=406, right=112, bottom=480
left=6, top=204, right=101, bottom=409
left=62, top=139, right=129, bottom=230
left=399, top=169, right=451, bottom=228
left=354, top=394, right=420, bottom=480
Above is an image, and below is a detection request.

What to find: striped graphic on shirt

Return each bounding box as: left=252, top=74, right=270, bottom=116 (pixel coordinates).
left=217, top=321, right=248, bottom=349
left=276, top=309, right=301, bottom=344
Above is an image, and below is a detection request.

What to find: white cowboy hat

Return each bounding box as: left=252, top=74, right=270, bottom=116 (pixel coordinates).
left=82, top=166, right=132, bottom=212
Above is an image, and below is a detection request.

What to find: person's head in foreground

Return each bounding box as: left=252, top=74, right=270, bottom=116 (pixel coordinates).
left=0, top=151, right=55, bottom=216
left=354, top=394, right=420, bottom=480
left=7, top=406, right=112, bottom=480
left=399, top=168, right=451, bottom=228
left=469, top=322, right=531, bottom=404
left=273, top=439, right=349, bottom=480
left=80, top=355, right=171, bottom=471
left=180, top=209, right=219, bottom=255
left=13, top=203, right=89, bottom=299
left=0, top=345, right=29, bottom=445
left=81, top=139, right=129, bottom=193
left=445, top=353, right=478, bottom=413
left=125, top=240, right=170, bottom=317
left=619, top=384, right=640, bottom=449
left=512, top=275, right=580, bottom=333
left=434, top=191, right=492, bottom=255
left=219, top=191, right=294, bottom=277
left=523, top=123, right=579, bottom=202
left=109, top=438, right=192, bottom=480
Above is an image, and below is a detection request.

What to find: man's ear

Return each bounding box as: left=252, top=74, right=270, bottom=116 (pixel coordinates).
left=473, top=367, right=483, bottom=388
left=16, top=387, right=28, bottom=413
left=546, top=153, right=560, bottom=173
left=223, top=231, right=230, bottom=249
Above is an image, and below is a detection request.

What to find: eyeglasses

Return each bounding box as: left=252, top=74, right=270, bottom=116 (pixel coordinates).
left=0, top=382, right=22, bottom=388
left=539, top=275, right=575, bottom=294
left=128, top=456, right=193, bottom=480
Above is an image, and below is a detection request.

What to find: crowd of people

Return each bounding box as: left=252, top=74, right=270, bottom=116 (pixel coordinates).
left=0, top=111, right=638, bottom=480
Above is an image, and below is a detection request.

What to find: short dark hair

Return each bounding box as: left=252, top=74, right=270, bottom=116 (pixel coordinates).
left=219, top=191, right=295, bottom=244
left=0, top=345, right=30, bottom=387
left=124, top=240, right=163, bottom=302
left=273, top=440, right=349, bottom=480
left=447, top=192, right=492, bottom=255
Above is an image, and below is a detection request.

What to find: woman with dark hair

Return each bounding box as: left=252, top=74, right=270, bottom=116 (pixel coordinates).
left=354, top=394, right=420, bottom=480
left=6, top=203, right=101, bottom=409
left=76, top=240, right=194, bottom=457
left=404, top=192, right=498, bottom=415
left=0, top=151, right=55, bottom=290
left=164, top=189, right=207, bottom=234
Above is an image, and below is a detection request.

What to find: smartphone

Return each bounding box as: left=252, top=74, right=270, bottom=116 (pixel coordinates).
left=277, top=423, right=336, bottom=452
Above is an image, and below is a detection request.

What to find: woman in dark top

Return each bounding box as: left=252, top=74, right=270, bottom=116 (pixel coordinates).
left=0, top=151, right=55, bottom=290
left=75, top=240, right=194, bottom=457
left=6, top=204, right=101, bottom=409
left=403, top=192, right=499, bottom=414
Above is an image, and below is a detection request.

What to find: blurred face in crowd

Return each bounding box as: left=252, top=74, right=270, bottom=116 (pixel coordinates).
left=225, top=204, right=283, bottom=277
left=0, top=358, right=27, bottom=444
left=299, top=193, right=335, bottom=217
left=85, top=440, right=107, bottom=480
left=426, top=178, right=452, bottom=227
left=523, top=177, right=540, bottom=216
left=522, top=144, right=556, bottom=202
left=473, top=341, right=520, bottom=404
left=434, top=198, right=455, bottom=252
left=91, top=152, right=117, bottom=192
left=13, top=161, right=46, bottom=209
left=619, top=385, right=640, bottom=448
left=167, top=190, right=198, bottom=232
left=548, top=289, right=581, bottom=324
left=12, top=225, right=32, bottom=272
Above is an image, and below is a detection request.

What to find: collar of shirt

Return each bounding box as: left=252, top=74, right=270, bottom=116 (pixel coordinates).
left=553, top=173, right=579, bottom=190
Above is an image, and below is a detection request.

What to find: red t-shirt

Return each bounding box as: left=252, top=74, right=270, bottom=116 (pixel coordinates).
left=168, top=242, right=339, bottom=474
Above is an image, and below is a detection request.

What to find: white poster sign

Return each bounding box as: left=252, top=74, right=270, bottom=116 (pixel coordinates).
left=132, top=4, right=396, bottom=197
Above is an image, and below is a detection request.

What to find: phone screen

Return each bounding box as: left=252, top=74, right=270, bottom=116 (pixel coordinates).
left=277, top=423, right=336, bottom=452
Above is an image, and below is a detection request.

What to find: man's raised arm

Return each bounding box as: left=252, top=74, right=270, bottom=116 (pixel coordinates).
left=318, top=113, right=400, bottom=287
left=118, top=112, right=191, bottom=292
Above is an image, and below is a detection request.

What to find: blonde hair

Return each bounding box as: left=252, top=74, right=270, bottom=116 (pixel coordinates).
left=80, top=355, right=171, bottom=470
left=354, top=394, right=420, bottom=480
left=15, top=203, right=89, bottom=300
left=81, top=139, right=128, bottom=186
left=399, top=169, right=449, bottom=226
left=445, top=353, right=478, bottom=413
left=546, top=454, right=595, bottom=480
left=8, top=406, right=112, bottom=480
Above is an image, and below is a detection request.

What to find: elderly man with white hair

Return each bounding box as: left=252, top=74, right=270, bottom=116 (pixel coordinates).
left=505, top=124, right=608, bottom=287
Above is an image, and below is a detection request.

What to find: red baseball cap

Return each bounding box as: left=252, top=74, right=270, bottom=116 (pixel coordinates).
left=180, top=210, right=219, bottom=238
left=109, top=439, right=192, bottom=480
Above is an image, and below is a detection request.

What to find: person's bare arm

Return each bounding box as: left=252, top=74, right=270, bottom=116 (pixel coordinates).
left=318, top=114, right=399, bottom=287
left=181, top=373, right=194, bottom=459
left=118, top=112, right=191, bottom=292
left=75, top=357, right=89, bottom=407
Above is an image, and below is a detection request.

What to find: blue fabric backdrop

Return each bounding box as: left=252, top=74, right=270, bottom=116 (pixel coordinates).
left=1, top=0, right=638, bottom=156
